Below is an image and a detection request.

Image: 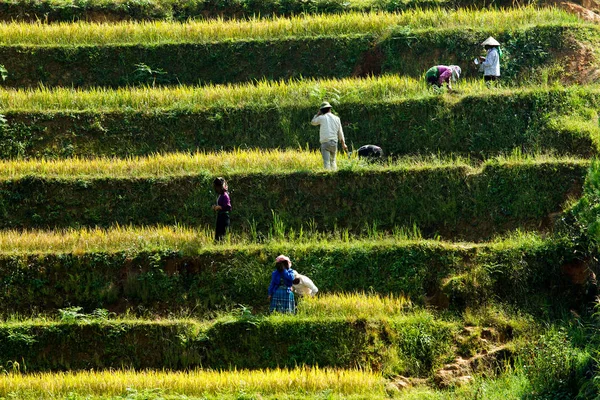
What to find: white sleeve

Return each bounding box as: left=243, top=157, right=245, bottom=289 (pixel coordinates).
left=337, top=122, right=345, bottom=143
left=311, top=115, right=322, bottom=126
left=304, top=277, right=318, bottom=294
left=482, top=50, right=497, bottom=67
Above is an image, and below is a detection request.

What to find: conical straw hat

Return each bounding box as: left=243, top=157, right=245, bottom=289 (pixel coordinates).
left=481, top=36, right=500, bottom=46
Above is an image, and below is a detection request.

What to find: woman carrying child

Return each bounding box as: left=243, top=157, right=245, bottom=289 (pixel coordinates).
left=268, top=255, right=296, bottom=313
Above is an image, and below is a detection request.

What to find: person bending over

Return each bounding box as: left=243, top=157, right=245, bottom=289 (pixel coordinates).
left=424, top=65, right=461, bottom=91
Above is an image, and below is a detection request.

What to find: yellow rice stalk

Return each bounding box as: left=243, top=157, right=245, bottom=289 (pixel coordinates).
left=0, top=368, right=385, bottom=396
left=297, top=292, right=413, bottom=317
left=0, top=8, right=581, bottom=46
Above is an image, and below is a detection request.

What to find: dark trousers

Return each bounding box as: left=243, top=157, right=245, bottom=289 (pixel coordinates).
left=426, top=75, right=439, bottom=86
left=484, top=75, right=499, bottom=81
left=215, top=212, right=230, bottom=242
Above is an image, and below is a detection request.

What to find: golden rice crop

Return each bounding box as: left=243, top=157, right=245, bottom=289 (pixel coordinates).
left=0, top=149, right=324, bottom=178
left=0, top=75, right=592, bottom=112
left=0, top=224, right=439, bottom=254
left=0, top=368, right=385, bottom=396
left=0, top=149, right=586, bottom=180
left=0, top=8, right=581, bottom=46
left=0, top=223, right=546, bottom=254
left=0, top=75, right=465, bottom=111
left=297, top=292, right=413, bottom=317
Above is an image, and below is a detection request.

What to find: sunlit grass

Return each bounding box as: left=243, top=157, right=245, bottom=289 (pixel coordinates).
left=297, top=292, right=413, bottom=317
left=0, top=149, right=587, bottom=180
left=0, top=76, right=593, bottom=111
left=0, top=222, right=550, bottom=254
left=0, top=368, right=385, bottom=397
left=0, top=8, right=582, bottom=45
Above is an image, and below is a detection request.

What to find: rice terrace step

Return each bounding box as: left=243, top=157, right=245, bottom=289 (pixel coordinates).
left=0, top=155, right=587, bottom=239
left=2, top=0, right=600, bottom=398
left=0, top=9, right=593, bottom=87
left=0, top=230, right=585, bottom=314
left=1, top=83, right=599, bottom=158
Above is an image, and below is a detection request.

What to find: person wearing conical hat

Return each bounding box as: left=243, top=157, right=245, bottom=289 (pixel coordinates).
left=424, top=65, right=461, bottom=91
left=311, top=101, right=348, bottom=170
left=479, top=36, right=501, bottom=82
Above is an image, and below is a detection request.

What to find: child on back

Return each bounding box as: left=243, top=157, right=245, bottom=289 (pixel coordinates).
left=212, top=177, right=231, bottom=242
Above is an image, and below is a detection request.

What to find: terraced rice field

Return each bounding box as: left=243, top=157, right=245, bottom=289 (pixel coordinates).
left=2, top=1, right=600, bottom=399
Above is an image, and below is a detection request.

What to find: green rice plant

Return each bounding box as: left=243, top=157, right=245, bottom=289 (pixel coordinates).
left=0, top=8, right=581, bottom=46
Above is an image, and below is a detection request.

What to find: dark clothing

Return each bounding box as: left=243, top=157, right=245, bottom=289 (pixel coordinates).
left=358, top=145, right=384, bottom=159
left=214, top=190, right=231, bottom=242
left=484, top=75, right=498, bottom=82
left=426, top=75, right=439, bottom=86
left=215, top=212, right=230, bottom=242
left=217, top=192, right=232, bottom=212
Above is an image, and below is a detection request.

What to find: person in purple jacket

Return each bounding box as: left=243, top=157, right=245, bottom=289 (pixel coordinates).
left=268, top=255, right=296, bottom=313
left=424, top=65, right=461, bottom=91
left=212, top=177, right=231, bottom=242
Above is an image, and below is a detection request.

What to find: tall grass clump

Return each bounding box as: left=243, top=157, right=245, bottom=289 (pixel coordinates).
left=0, top=8, right=580, bottom=45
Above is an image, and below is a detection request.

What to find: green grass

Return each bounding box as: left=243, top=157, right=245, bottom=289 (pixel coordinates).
left=0, top=8, right=581, bottom=45
left=0, top=310, right=458, bottom=373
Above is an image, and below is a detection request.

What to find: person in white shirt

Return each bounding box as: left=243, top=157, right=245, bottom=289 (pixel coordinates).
left=311, top=101, right=348, bottom=170
left=293, top=273, right=319, bottom=297
left=479, top=36, right=501, bottom=82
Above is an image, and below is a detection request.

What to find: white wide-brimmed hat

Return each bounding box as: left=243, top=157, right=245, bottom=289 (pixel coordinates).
left=481, top=36, right=500, bottom=46
left=320, top=101, right=332, bottom=110
left=449, top=65, right=461, bottom=82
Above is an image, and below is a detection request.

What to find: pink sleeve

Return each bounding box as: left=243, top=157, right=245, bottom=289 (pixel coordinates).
left=438, top=69, right=452, bottom=84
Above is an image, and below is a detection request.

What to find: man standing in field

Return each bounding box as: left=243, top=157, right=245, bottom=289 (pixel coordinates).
left=311, top=101, right=348, bottom=170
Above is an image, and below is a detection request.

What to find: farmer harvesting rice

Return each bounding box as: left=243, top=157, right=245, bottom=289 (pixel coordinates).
left=268, top=255, right=296, bottom=313
left=357, top=144, right=384, bottom=160
left=311, top=101, right=348, bottom=170
left=424, top=65, right=461, bottom=91
left=293, top=273, right=319, bottom=297
left=479, top=36, right=501, bottom=82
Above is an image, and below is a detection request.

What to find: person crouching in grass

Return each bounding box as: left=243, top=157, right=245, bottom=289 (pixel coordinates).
left=293, top=273, right=318, bottom=297
left=212, top=177, right=231, bottom=242
left=268, top=255, right=296, bottom=313
left=425, top=65, right=461, bottom=92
